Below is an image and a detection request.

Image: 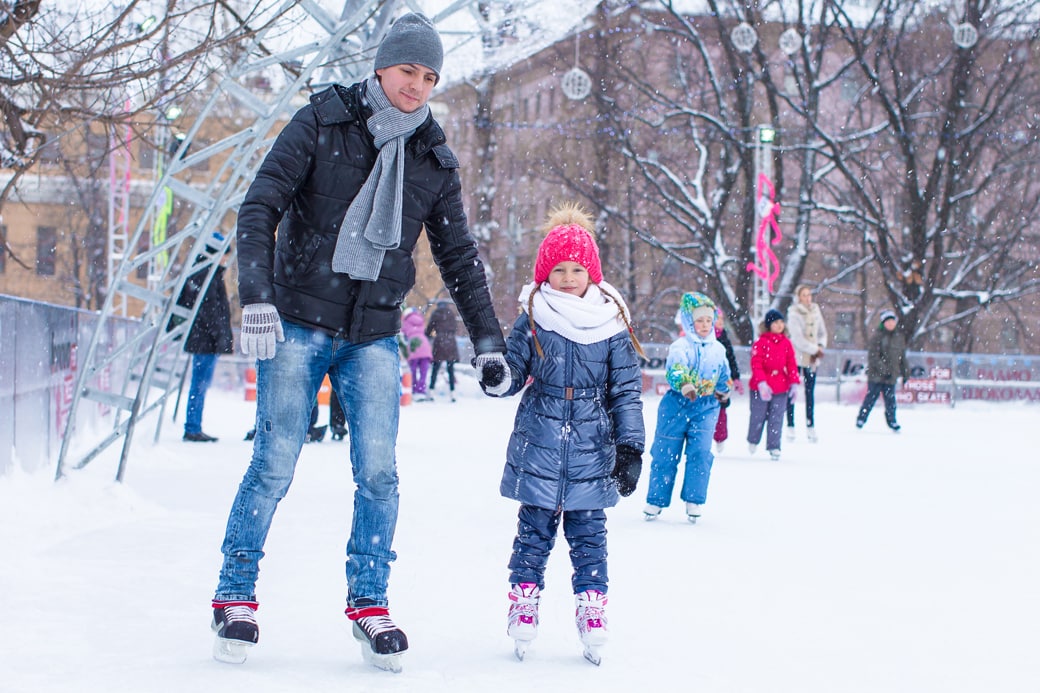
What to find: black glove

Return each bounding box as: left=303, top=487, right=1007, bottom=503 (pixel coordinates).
left=611, top=445, right=643, bottom=497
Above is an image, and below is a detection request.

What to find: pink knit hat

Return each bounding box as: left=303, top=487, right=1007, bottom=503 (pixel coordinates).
left=533, top=223, right=603, bottom=284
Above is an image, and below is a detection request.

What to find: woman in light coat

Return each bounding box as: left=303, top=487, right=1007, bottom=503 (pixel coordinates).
left=785, top=285, right=827, bottom=442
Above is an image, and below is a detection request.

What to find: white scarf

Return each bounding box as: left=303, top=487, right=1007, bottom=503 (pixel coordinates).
left=518, top=280, right=630, bottom=345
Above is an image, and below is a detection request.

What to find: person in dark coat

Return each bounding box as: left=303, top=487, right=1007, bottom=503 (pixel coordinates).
left=856, top=310, right=909, bottom=431
left=424, top=299, right=459, bottom=400
left=176, top=234, right=233, bottom=442
left=483, top=203, right=645, bottom=662
left=210, top=13, right=507, bottom=670
left=711, top=308, right=742, bottom=453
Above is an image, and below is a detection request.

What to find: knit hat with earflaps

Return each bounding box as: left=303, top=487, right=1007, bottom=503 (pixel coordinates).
left=678, top=292, right=717, bottom=338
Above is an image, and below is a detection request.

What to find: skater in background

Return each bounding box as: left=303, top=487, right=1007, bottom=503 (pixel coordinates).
left=785, top=284, right=827, bottom=443
left=856, top=310, right=908, bottom=432
left=483, top=202, right=645, bottom=664
left=175, top=232, right=234, bottom=443
left=399, top=308, right=433, bottom=401
left=747, top=309, right=800, bottom=460
left=712, top=308, right=742, bottom=454
left=425, top=299, right=459, bottom=401
left=644, top=292, right=731, bottom=524
left=212, top=12, right=507, bottom=671
left=306, top=381, right=348, bottom=442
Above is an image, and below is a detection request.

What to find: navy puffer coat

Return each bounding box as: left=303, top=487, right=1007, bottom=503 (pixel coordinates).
left=498, top=312, right=645, bottom=511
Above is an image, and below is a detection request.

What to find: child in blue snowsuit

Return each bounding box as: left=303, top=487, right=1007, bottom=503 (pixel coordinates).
left=644, top=292, right=732, bottom=524
left=480, top=202, right=645, bottom=662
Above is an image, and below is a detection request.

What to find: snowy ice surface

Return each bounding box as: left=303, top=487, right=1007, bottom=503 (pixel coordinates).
left=2, top=377, right=1037, bottom=692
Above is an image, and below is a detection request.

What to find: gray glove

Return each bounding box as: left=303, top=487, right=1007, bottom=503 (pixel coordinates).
left=474, top=352, right=512, bottom=396
left=241, top=303, right=284, bottom=360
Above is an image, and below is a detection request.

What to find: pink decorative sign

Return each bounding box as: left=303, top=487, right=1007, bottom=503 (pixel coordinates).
left=746, top=173, right=782, bottom=293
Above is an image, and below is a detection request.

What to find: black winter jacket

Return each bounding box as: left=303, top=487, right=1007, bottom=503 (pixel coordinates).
left=866, top=325, right=908, bottom=385
left=176, top=264, right=234, bottom=355
left=236, top=82, right=504, bottom=354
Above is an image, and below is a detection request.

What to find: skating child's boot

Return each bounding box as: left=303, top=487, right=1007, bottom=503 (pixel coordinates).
left=211, top=600, right=259, bottom=664
left=575, top=589, right=608, bottom=665
left=507, top=583, right=540, bottom=660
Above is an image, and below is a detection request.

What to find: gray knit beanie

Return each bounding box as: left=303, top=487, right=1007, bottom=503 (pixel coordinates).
left=374, top=13, right=443, bottom=80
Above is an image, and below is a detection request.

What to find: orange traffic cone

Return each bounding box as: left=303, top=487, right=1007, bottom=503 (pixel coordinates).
left=400, top=370, right=413, bottom=406
left=244, top=367, right=257, bottom=401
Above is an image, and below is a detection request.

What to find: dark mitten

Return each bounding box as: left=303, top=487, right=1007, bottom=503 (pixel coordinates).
left=611, top=445, right=643, bottom=497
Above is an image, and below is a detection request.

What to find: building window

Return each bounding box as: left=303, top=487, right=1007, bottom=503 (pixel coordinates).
left=138, top=141, right=156, bottom=171
left=1000, top=322, right=1020, bottom=353
left=834, top=311, right=855, bottom=345
left=37, top=226, right=57, bottom=276
left=38, top=137, right=62, bottom=165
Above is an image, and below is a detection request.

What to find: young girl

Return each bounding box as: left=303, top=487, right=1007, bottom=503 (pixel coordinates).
left=747, top=309, right=800, bottom=460
left=644, top=293, right=732, bottom=524
left=482, top=203, right=645, bottom=665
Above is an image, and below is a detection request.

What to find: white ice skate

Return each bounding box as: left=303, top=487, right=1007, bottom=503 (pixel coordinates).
left=507, top=583, right=540, bottom=661
left=575, top=590, right=608, bottom=665
left=643, top=504, right=662, bottom=521
left=686, top=502, right=702, bottom=524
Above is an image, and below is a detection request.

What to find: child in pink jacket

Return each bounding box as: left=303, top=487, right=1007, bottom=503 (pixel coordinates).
left=747, top=309, right=800, bottom=460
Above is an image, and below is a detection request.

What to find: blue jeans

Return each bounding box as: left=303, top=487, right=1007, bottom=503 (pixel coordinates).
left=215, top=321, right=401, bottom=607
left=184, top=353, right=218, bottom=434
left=646, top=391, right=719, bottom=507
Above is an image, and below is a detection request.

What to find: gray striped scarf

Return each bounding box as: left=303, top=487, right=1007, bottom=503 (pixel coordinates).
left=331, top=76, right=430, bottom=281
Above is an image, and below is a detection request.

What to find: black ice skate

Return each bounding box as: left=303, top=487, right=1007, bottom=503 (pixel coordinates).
left=211, top=601, right=259, bottom=664
left=346, top=602, right=408, bottom=673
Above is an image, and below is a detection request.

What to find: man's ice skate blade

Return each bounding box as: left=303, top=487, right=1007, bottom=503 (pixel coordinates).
left=353, top=626, right=404, bottom=672
left=582, top=644, right=602, bottom=665
left=212, top=636, right=254, bottom=664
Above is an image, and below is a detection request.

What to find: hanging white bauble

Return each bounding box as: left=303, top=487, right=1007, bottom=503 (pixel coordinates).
left=561, top=67, right=592, bottom=100
left=731, top=22, right=758, bottom=52
left=952, top=22, right=978, bottom=49
left=778, top=28, right=802, bottom=56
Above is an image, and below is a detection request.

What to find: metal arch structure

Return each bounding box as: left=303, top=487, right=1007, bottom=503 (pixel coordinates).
left=54, top=0, right=514, bottom=482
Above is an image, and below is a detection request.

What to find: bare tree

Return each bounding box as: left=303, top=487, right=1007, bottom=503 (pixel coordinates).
left=0, top=0, right=279, bottom=269
left=813, top=0, right=1040, bottom=347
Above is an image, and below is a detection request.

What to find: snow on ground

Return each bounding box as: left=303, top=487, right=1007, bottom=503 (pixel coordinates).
left=1, top=374, right=1037, bottom=692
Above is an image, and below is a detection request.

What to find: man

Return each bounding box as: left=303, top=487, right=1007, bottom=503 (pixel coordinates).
left=210, top=13, right=510, bottom=671
left=855, top=310, right=908, bottom=432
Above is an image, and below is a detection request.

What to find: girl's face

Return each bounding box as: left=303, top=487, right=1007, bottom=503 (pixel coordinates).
left=693, top=315, right=715, bottom=338
left=769, top=318, right=786, bottom=334
left=548, top=261, right=590, bottom=296
left=798, top=287, right=813, bottom=306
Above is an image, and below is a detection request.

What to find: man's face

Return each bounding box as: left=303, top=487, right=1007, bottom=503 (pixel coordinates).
left=375, top=64, right=438, bottom=113
left=883, top=317, right=897, bottom=331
